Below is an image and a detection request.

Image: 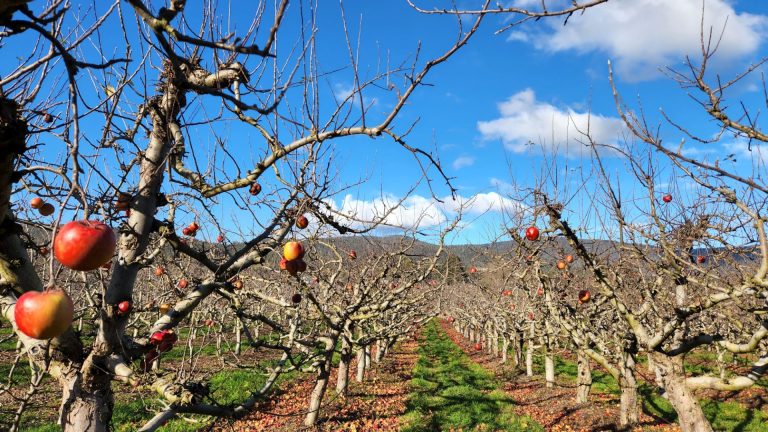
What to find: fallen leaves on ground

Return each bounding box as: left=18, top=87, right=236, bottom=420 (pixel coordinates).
left=213, top=339, right=418, bottom=431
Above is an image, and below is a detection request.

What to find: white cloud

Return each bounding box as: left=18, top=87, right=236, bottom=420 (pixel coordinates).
left=452, top=156, right=475, bottom=169
left=333, top=83, right=378, bottom=107
left=477, top=88, right=626, bottom=157
left=723, top=140, right=768, bottom=164
left=323, top=191, right=524, bottom=232
left=514, top=0, right=766, bottom=80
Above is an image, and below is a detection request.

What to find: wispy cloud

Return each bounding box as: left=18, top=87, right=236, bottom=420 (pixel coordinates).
left=452, top=156, right=475, bottom=170
left=478, top=88, right=625, bottom=157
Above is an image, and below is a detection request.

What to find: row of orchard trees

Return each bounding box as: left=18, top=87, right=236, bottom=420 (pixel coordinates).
left=446, top=44, right=768, bottom=432
left=0, top=0, right=612, bottom=430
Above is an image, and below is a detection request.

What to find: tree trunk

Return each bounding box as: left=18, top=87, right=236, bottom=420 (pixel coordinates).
left=60, top=372, right=113, bottom=432
left=526, top=321, right=535, bottom=376
left=336, top=341, right=353, bottom=396
left=492, top=328, right=499, bottom=357
left=304, top=336, right=337, bottom=427
left=375, top=341, right=385, bottom=363
left=304, top=355, right=332, bottom=426
left=576, top=349, right=592, bottom=404
left=618, top=352, right=639, bottom=429
left=235, top=317, right=242, bottom=356
left=501, top=336, right=509, bottom=364
left=515, top=331, right=524, bottom=369
left=650, top=353, right=713, bottom=432
left=544, top=354, right=555, bottom=388
left=355, top=347, right=366, bottom=382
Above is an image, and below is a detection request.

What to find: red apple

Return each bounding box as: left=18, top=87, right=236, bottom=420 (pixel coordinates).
left=296, top=215, right=309, bottom=229
left=14, top=289, right=74, bottom=339
left=565, top=254, right=574, bottom=264
left=473, top=343, right=482, bottom=351
left=295, top=259, right=307, bottom=273
left=182, top=227, right=192, bottom=236
left=662, top=194, right=673, bottom=203
left=155, top=266, right=165, bottom=276
left=557, top=260, right=567, bottom=270
left=283, top=241, right=305, bottom=261
left=204, top=319, right=214, bottom=327
left=468, top=266, right=477, bottom=274
left=291, top=293, right=302, bottom=303
left=696, top=255, right=706, bottom=264
left=177, top=278, right=188, bottom=289
left=525, top=226, right=540, bottom=241
left=348, top=250, right=357, bottom=260
left=578, top=289, right=591, bottom=304
left=54, top=220, right=116, bottom=271
left=30, top=197, right=44, bottom=209
left=38, top=203, right=55, bottom=216
left=249, top=182, right=262, bottom=196
left=117, top=300, right=131, bottom=315
left=217, top=234, right=225, bottom=243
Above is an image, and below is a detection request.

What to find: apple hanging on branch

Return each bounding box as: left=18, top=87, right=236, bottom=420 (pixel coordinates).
left=525, top=226, right=540, bottom=241
left=54, top=220, right=117, bottom=271
left=295, top=214, right=309, bottom=229
left=14, top=288, right=74, bottom=339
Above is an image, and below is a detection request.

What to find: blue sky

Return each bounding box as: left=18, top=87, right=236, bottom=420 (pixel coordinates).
left=305, top=0, right=768, bottom=243
left=7, top=0, right=768, bottom=245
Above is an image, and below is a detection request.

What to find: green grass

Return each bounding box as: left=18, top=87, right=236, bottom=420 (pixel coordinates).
left=402, top=321, right=543, bottom=432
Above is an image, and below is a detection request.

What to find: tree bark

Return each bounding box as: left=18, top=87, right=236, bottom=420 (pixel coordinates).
left=304, top=337, right=336, bottom=426
left=544, top=354, right=555, bottom=388
left=618, top=352, right=639, bottom=429
left=650, top=352, right=713, bottom=432
left=364, top=344, right=372, bottom=369
left=525, top=323, right=534, bottom=377
left=60, top=371, right=113, bottom=432
left=501, top=336, right=509, bottom=364
left=355, top=347, right=366, bottom=382
left=576, top=349, right=592, bottom=404
left=336, top=340, right=353, bottom=396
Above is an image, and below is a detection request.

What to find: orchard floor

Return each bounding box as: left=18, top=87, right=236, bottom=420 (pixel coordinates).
left=212, top=338, right=419, bottom=431
left=439, top=320, right=681, bottom=432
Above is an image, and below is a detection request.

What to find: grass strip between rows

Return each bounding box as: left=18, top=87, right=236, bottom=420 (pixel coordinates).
left=402, top=320, right=543, bottom=432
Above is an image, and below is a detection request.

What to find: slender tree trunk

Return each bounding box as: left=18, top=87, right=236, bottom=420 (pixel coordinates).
left=515, top=331, right=524, bottom=369
left=355, top=347, right=366, bottom=382
left=544, top=354, right=555, bottom=388
left=364, top=345, right=372, bottom=369
left=336, top=340, right=353, bottom=396
left=618, top=352, right=639, bottom=429
left=304, top=337, right=336, bottom=427
left=576, top=349, right=592, bottom=404
left=650, top=353, right=713, bottom=432
left=375, top=341, right=385, bottom=363
left=526, top=323, right=535, bottom=377
left=501, top=336, right=509, bottom=364
left=492, top=328, right=499, bottom=357
left=234, top=318, right=242, bottom=356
